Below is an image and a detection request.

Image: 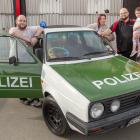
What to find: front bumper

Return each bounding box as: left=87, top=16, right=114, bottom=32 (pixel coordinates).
left=66, top=106, right=140, bottom=135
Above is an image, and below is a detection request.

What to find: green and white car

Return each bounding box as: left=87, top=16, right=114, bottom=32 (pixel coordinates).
left=1, top=26, right=140, bottom=136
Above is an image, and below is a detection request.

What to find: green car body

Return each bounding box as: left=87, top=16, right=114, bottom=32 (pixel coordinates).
left=51, top=56, right=140, bottom=102
left=1, top=27, right=140, bottom=136
left=0, top=35, right=42, bottom=98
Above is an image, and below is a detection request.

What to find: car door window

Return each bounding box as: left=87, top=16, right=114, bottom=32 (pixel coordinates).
left=0, top=36, right=35, bottom=63
left=0, top=36, right=10, bottom=62
left=9, top=37, right=35, bottom=63
left=0, top=36, right=42, bottom=98
left=17, top=41, right=35, bottom=63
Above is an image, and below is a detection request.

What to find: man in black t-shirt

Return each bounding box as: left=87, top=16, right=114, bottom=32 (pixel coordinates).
left=101, top=8, right=136, bottom=58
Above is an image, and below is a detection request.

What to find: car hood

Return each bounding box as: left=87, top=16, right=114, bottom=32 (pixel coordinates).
left=51, top=56, right=140, bottom=102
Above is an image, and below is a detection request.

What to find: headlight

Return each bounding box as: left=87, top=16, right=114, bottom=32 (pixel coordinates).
left=90, top=103, right=104, bottom=119
left=110, top=100, right=120, bottom=112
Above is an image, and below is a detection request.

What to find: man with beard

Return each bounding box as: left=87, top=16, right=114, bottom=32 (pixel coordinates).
left=9, top=15, right=43, bottom=46
left=9, top=15, right=43, bottom=107
left=101, top=8, right=135, bottom=58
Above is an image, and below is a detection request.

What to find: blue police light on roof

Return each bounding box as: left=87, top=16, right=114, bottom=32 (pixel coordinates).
left=40, top=21, right=47, bottom=28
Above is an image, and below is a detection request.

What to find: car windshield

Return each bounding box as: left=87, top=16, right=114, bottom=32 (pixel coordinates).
left=46, top=31, right=113, bottom=61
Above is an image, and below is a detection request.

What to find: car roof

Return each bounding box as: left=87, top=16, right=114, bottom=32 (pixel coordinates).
left=47, top=25, right=81, bottom=28
left=44, top=25, right=93, bottom=33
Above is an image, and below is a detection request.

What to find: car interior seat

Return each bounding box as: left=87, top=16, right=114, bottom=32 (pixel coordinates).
left=34, top=38, right=43, bottom=62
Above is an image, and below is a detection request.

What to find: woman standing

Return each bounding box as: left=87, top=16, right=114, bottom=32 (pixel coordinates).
left=87, top=14, right=115, bottom=42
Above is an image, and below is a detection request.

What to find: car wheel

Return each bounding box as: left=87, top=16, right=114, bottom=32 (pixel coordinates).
left=42, top=95, right=70, bottom=136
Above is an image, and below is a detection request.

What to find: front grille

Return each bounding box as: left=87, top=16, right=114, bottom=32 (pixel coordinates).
left=89, top=90, right=140, bottom=121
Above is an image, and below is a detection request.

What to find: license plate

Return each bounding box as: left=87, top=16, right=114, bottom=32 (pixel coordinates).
left=127, top=116, right=140, bottom=127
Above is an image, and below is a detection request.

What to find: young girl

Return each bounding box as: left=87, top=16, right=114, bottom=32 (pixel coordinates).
left=130, top=7, right=140, bottom=57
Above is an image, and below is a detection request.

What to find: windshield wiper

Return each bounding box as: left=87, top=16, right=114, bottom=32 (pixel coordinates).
left=48, top=56, right=81, bottom=61
left=83, top=51, right=107, bottom=56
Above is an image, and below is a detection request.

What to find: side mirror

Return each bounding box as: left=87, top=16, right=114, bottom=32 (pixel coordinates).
left=9, top=56, right=17, bottom=65
left=9, top=38, right=18, bottom=65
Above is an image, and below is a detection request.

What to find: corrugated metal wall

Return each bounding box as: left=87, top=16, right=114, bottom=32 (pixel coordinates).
left=26, top=0, right=123, bottom=27
left=0, top=0, right=123, bottom=30
left=0, top=0, right=14, bottom=32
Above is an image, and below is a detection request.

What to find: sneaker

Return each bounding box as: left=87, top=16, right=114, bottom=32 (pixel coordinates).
left=23, top=99, right=32, bottom=105
left=31, top=100, right=42, bottom=108
left=34, top=101, right=42, bottom=108
left=20, top=98, right=27, bottom=103
left=20, top=98, right=29, bottom=104
left=30, top=99, right=39, bottom=106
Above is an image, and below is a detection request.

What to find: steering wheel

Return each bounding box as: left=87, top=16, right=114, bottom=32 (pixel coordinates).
left=48, top=46, right=70, bottom=59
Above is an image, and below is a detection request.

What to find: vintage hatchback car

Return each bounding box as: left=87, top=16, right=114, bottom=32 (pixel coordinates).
left=1, top=26, right=140, bottom=136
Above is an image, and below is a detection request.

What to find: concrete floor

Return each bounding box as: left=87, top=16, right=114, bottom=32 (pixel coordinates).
left=0, top=99, right=140, bottom=140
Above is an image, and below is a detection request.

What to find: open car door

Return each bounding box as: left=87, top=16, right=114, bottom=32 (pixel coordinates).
left=0, top=35, right=42, bottom=98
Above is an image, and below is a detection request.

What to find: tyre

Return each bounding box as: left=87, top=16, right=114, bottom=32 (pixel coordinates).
left=42, top=95, right=70, bottom=136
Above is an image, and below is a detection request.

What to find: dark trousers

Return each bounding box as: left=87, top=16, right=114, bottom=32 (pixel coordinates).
left=118, top=51, right=136, bottom=61
left=119, top=51, right=131, bottom=58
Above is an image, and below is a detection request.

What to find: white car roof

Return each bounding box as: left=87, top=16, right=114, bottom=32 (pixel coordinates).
left=44, top=26, right=93, bottom=34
